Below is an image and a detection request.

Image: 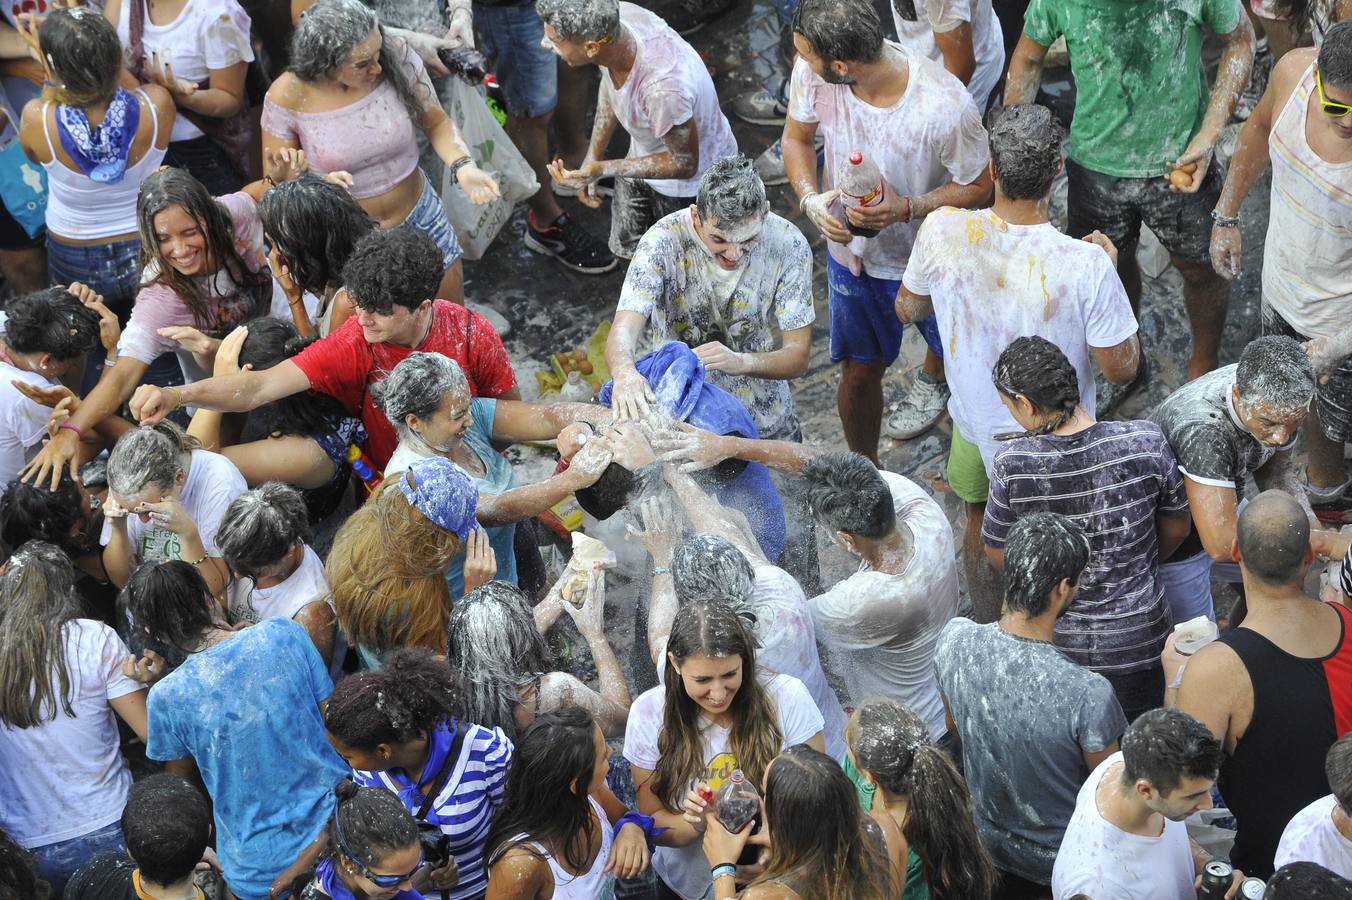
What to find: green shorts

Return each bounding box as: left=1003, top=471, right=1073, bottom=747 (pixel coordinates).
left=946, top=422, right=990, bottom=504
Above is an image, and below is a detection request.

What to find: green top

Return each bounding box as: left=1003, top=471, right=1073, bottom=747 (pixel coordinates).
left=1022, top=0, right=1242, bottom=178
left=841, top=752, right=930, bottom=900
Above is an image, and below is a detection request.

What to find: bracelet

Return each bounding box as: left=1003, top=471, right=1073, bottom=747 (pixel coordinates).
left=186, top=553, right=209, bottom=566
left=1210, top=210, right=1240, bottom=228
left=103, top=356, right=116, bottom=368
left=653, top=566, right=670, bottom=577
left=57, top=422, right=83, bottom=439
left=449, top=156, right=474, bottom=185
left=167, top=386, right=184, bottom=411
left=262, top=174, right=277, bottom=189
left=710, top=864, right=737, bottom=880
left=613, top=810, right=669, bottom=851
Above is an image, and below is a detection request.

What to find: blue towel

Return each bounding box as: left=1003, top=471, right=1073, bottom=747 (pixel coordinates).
left=600, top=342, right=786, bottom=562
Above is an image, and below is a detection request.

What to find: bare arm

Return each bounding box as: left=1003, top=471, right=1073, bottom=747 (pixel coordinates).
left=1174, top=641, right=1243, bottom=751
left=783, top=116, right=822, bottom=207
left=129, top=360, right=313, bottom=424
left=908, top=167, right=994, bottom=220
left=1156, top=511, right=1192, bottom=564
left=895, top=284, right=933, bottom=324
left=663, top=465, right=765, bottom=562
left=604, top=310, right=656, bottom=421
left=1090, top=335, right=1141, bottom=386
left=652, top=426, right=823, bottom=476
left=1002, top=34, right=1050, bottom=105
left=485, top=849, right=549, bottom=900
left=21, top=358, right=149, bottom=489
left=476, top=468, right=605, bottom=528
left=109, top=689, right=149, bottom=743
left=171, top=61, right=248, bottom=118
left=489, top=399, right=613, bottom=442
left=633, top=766, right=702, bottom=847
left=294, top=599, right=338, bottom=670
left=600, top=118, right=700, bottom=182
left=1183, top=478, right=1240, bottom=563
left=933, top=22, right=977, bottom=85
left=703, top=324, right=812, bottom=380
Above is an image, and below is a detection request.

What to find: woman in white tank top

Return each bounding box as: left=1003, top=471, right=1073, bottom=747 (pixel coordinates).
left=484, top=708, right=668, bottom=899
left=18, top=8, right=174, bottom=325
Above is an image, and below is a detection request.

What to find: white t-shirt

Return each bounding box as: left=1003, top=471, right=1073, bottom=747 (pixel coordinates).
left=809, top=472, right=959, bottom=739
left=0, top=358, right=56, bottom=486
left=903, top=208, right=1138, bottom=469
left=1276, top=794, right=1352, bottom=879
left=655, top=565, right=848, bottom=760
left=891, top=0, right=1004, bottom=110
left=0, top=619, right=141, bottom=847
left=227, top=544, right=329, bottom=625
left=602, top=3, right=739, bottom=197
left=116, top=0, right=255, bottom=143
left=1052, top=752, right=1196, bottom=899
left=100, top=449, right=248, bottom=561
left=787, top=45, right=989, bottom=280
left=623, top=673, right=825, bottom=899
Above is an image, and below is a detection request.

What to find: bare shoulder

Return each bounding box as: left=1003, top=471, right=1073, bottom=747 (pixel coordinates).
left=1271, top=47, right=1319, bottom=107
left=266, top=71, right=306, bottom=109
left=742, top=884, right=802, bottom=900
left=488, top=844, right=551, bottom=899
left=1177, top=639, right=1247, bottom=709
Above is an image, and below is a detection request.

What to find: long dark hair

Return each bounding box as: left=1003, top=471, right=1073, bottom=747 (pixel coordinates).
left=260, top=174, right=376, bottom=297
left=136, top=167, right=270, bottom=332
left=991, top=335, right=1081, bottom=440
left=0, top=542, right=86, bottom=728
left=0, top=475, right=98, bottom=561
left=755, top=745, right=892, bottom=900
left=447, top=582, right=551, bottom=741
left=38, top=7, right=121, bottom=109
left=324, top=648, right=462, bottom=750
left=850, top=699, right=995, bottom=899
left=651, top=601, right=782, bottom=809
left=237, top=317, right=352, bottom=439
left=484, top=707, right=601, bottom=873
left=122, top=561, right=216, bottom=656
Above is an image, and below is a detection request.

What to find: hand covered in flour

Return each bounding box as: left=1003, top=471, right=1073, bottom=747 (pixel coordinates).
left=650, top=421, right=730, bottom=473
left=561, top=567, right=608, bottom=641
left=1305, top=334, right=1352, bottom=382
left=801, top=189, right=851, bottom=244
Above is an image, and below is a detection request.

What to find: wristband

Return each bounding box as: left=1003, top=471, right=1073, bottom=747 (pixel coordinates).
left=449, top=156, right=474, bottom=185
left=710, top=864, right=737, bottom=880
left=103, top=356, right=116, bottom=368
left=653, top=566, right=670, bottom=577
left=1211, top=210, right=1240, bottom=228
left=613, top=810, right=668, bottom=851
left=167, top=386, right=184, bottom=411
left=57, top=422, right=83, bottom=439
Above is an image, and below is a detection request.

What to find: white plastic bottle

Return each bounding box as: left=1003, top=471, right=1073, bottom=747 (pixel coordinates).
left=560, top=370, right=594, bottom=401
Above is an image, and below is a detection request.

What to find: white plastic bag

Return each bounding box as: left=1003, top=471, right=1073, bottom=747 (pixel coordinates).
left=440, top=77, right=538, bottom=260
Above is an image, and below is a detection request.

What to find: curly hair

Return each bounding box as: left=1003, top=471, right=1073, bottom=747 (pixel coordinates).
left=324, top=648, right=461, bottom=748
left=0, top=476, right=95, bottom=561
left=2, top=288, right=101, bottom=360
left=259, top=173, right=376, bottom=298
left=326, top=479, right=461, bottom=655
left=991, top=335, right=1080, bottom=440
left=341, top=227, right=445, bottom=315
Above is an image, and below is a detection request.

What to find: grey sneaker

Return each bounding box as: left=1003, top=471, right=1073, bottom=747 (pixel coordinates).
left=884, top=372, right=950, bottom=440
left=733, top=80, right=789, bottom=125
left=753, top=133, right=824, bottom=187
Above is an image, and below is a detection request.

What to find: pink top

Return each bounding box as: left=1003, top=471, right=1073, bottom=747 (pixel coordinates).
left=261, top=40, right=433, bottom=199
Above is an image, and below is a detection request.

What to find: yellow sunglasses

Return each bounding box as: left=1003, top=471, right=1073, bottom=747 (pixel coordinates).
left=1317, top=69, right=1352, bottom=118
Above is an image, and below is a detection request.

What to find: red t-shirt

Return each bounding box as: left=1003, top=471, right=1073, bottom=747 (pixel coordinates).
left=292, top=300, right=516, bottom=468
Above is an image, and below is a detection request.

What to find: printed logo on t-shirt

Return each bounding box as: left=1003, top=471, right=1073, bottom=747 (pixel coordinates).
left=138, top=528, right=182, bottom=564
left=8, top=1, right=48, bottom=25
left=705, top=752, right=739, bottom=792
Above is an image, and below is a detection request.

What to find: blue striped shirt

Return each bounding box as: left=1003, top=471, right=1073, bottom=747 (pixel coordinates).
left=352, top=720, right=513, bottom=899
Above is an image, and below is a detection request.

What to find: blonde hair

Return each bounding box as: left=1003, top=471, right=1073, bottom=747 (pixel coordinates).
left=326, top=480, right=462, bottom=656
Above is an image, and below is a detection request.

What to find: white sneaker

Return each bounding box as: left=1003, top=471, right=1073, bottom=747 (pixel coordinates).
left=883, top=373, right=950, bottom=440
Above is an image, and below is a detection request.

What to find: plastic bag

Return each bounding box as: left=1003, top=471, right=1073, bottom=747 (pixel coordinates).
left=439, top=77, right=538, bottom=260
left=0, top=140, right=47, bottom=239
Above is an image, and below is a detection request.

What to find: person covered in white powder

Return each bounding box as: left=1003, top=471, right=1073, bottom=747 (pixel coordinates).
left=1277, top=734, right=1352, bottom=879
left=896, top=103, right=1139, bottom=624
left=215, top=483, right=340, bottom=672
left=889, top=0, right=1004, bottom=109
left=784, top=0, right=991, bottom=461
left=536, top=0, right=738, bottom=261
left=1052, top=707, right=1239, bottom=900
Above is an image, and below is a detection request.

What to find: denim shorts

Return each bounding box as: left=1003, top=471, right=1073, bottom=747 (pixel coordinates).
left=399, top=172, right=462, bottom=270
left=476, top=3, right=558, bottom=119
left=1263, top=302, right=1352, bottom=442
left=46, top=234, right=141, bottom=317
left=826, top=253, right=943, bottom=365
left=1065, top=158, right=1221, bottom=265
left=29, top=820, right=126, bottom=898
left=1159, top=549, right=1217, bottom=624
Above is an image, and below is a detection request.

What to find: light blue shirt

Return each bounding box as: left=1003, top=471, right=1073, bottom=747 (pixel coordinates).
left=445, top=398, right=520, bottom=598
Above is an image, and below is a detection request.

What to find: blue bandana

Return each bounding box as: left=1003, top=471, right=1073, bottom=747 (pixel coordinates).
left=55, top=87, right=141, bottom=184
left=399, top=456, right=477, bottom=540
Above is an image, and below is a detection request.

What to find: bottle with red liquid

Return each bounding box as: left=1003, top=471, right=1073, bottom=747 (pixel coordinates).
left=714, top=769, right=761, bottom=833
left=837, top=150, right=884, bottom=238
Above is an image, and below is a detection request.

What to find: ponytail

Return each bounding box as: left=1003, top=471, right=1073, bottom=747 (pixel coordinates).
left=991, top=335, right=1080, bottom=441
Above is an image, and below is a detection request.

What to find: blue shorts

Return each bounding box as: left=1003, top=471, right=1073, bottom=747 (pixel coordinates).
left=476, top=3, right=558, bottom=119
left=826, top=254, right=942, bottom=365
left=400, top=172, right=462, bottom=270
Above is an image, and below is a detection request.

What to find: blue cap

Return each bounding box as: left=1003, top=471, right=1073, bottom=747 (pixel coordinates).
left=397, top=456, right=478, bottom=540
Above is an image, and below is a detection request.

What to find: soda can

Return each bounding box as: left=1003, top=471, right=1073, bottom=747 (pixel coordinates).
left=1240, top=877, right=1266, bottom=899
left=1201, top=860, right=1235, bottom=899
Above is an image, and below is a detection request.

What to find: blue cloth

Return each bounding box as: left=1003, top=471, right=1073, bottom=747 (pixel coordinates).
left=28, top=820, right=124, bottom=898
left=55, top=88, right=139, bottom=183
left=145, top=618, right=348, bottom=900
left=401, top=456, right=478, bottom=540
left=352, top=719, right=514, bottom=900
left=826, top=254, right=943, bottom=364
left=599, top=341, right=786, bottom=561
left=446, top=398, right=519, bottom=599
left=313, top=856, right=424, bottom=899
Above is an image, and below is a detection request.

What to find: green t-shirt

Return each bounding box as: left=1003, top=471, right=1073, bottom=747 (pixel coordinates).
left=842, top=753, right=930, bottom=900
left=1022, top=0, right=1242, bottom=177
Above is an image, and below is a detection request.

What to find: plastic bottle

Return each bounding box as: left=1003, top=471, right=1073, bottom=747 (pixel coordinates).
left=837, top=150, right=884, bottom=238
left=560, top=370, right=595, bottom=402
left=437, top=46, right=489, bottom=84
left=714, top=769, right=761, bottom=833
left=346, top=444, right=382, bottom=492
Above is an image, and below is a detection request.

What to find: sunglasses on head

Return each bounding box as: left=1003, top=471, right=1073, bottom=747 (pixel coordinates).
left=334, top=810, right=424, bottom=888
left=1317, top=69, right=1352, bottom=118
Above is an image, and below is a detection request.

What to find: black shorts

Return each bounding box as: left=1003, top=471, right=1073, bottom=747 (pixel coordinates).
left=1066, top=158, right=1221, bottom=265
left=1262, top=303, right=1352, bottom=442
left=608, top=177, right=694, bottom=260
left=0, top=195, right=43, bottom=251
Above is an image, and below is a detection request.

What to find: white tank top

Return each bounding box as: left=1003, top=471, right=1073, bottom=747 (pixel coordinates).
left=513, top=797, right=615, bottom=900
left=1262, top=61, right=1352, bottom=337
left=41, top=90, right=165, bottom=240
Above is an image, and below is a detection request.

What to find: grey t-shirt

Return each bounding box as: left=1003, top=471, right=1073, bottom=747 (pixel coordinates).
left=1150, top=364, right=1288, bottom=494
left=934, top=618, right=1126, bottom=883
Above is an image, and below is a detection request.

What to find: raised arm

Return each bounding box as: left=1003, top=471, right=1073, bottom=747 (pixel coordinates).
left=489, top=398, right=613, bottom=443
left=651, top=422, right=822, bottom=476
left=129, top=359, right=313, bottom=425
left=1002, top=34, right=1049, bottom=105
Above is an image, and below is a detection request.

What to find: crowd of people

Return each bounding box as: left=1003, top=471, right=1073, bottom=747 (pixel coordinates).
left=5, top=0, right=1352, bottom=897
